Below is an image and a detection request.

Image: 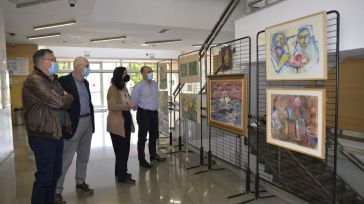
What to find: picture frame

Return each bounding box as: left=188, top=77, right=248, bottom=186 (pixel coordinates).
left=266, top=88, right=326, bottom=159
left=220, top=45, right=232, bottom=71
left=181, top=93, right=201, bottom=123
left=265, top=11, right=327, bottom=80
left=207, top=74, right=248, bottom=136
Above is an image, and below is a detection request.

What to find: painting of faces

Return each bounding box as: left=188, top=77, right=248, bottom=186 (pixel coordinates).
left=220, top=45, right=232, bottom=71
left=266, top=88, right=326, bottom=159
left=265, top=12, right=327, bottom=80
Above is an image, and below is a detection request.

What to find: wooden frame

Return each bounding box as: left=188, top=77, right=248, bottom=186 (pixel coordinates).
left=207, top=74, right=248, bottom=136
left=266, top=88, right=326, bottom=159
left=265, top=11, right=327, bottom=80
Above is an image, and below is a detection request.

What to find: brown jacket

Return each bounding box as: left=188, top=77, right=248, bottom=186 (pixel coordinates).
left=22, top=69, right=74, bottom=139
left=106, top=84, right=135, bottom=137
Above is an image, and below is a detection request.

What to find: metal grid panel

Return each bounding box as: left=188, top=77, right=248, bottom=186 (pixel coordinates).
left=254, top=11, right=341, bottom=204
left=204, top=37, right=251, bottom=169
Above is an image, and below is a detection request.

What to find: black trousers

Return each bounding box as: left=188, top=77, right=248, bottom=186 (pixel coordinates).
left=110, top=111, right=131, bottom=179
left=136, top=108, right=159, bottom=161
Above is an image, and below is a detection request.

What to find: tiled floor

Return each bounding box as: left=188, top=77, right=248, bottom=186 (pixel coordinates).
left=0, top=112, right=289, bottom=204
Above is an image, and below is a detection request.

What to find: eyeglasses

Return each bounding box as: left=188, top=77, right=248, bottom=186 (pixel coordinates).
left=42, top=58, right=57, bottom=62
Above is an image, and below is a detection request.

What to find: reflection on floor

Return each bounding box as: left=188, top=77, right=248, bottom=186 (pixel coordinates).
left=0, top=112, right=289, bottom=204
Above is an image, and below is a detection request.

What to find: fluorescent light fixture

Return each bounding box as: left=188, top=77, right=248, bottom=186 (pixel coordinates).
left=90, top=36, right=126, bottom=43
left=141, top=43, right=149, bottom=46
left=27, top=33, right=61, bottom=40
left=145, top=39, right=182, bottom=45
left=33, top=20, right=76, bottom=31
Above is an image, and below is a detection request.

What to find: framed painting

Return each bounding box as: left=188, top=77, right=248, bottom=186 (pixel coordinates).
left=158, top=91, right=169, bottom=133
left=158, top=63, right=168, bottom=90
left=207, top=74, right=248, bottom=136
left=179, top=63, right=188, bottom=78
left=266, top=88, right=326, bottom=159
left=181, top=93, right=201, bottom=123
left=265, top=12, right=327, bottom=80
left=220, top=45, right=232, bottom=71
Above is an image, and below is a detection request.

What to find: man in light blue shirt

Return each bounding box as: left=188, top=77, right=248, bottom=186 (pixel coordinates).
left=131, top=66, right=166, bottom=168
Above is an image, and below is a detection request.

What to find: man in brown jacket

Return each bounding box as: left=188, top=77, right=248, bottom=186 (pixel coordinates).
left=22, top=49, right=73, bottom=204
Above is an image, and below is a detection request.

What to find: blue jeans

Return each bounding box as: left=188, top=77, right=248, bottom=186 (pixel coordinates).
left=28, top=136, right=63, bottom=204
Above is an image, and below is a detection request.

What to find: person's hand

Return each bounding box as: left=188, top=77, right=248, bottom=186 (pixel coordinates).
left=128, top=103, right=136, bottom=110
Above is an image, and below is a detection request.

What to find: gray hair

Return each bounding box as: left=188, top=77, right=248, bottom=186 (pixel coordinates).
left=33, top=49, right=53, bottom=69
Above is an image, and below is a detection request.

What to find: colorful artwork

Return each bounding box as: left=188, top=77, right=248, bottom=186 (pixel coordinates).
left=158, top=91, right=169, bottom=133
left=220, top=45, right=232, bottom=71
left=265, top=12, right=327, bottom=80
left=207, top=74, right=248, bottom=136
left=181, top=93, right=200, bottom=123
left=158, top=63, right=168, bottom=90
left=180, top=63, right=187, bottom=77
left=266, top=88, right=326, bottom=159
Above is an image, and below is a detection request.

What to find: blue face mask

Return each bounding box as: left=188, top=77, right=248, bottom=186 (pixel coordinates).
left=147, top=72, right=153, bottom=80
left=82, top=67, right=90, bottom=77
left=48, top=62, right=59, bottom=75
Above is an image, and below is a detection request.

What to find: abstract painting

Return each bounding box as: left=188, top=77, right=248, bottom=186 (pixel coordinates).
left=265, top=12, right=327, bottom=80
left=181, top=93, right=200, bottom=123
left=207, top=74, right=248, bottom=136
left=266, top=88, right=326, bottom=159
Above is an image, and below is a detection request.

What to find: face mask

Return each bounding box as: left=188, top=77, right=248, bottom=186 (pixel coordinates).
left=123, top=74, right=130, bottom=82
left=82, top=67, right=90, bottom=77
left=147, top=72, right=153, bottom=80
left=48, top=62, right=59, bottom=75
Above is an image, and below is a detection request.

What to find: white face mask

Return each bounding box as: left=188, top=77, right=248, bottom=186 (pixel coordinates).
left=147, top=72, right=153, bottom=80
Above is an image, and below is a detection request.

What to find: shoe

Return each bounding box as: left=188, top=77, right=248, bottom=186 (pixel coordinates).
left=76, top=182, right=94, bottom=194
left=116, top=173, right=132, bottom=179
left=55, top=193, right=67, bottom=204
left=139, top=160, right=152, bottom=168
left=118, top=177, right=136, bottom=184
left=150, top=154, right=166, bottom=162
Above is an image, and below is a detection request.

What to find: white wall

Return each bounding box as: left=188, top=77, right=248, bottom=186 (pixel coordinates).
left=0, top=9, right=14, bottom=163
left=235, top=0, right=364, bottom=59
left=43, top=46, right=181, bottom=60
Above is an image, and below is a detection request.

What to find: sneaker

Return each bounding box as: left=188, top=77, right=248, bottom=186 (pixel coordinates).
left=76, top=182, right=94, bottom=194
left=55, top=193, right=67, bottom=204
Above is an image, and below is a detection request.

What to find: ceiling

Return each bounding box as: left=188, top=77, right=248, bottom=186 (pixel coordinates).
left=2, top=0, right=245, bottom=52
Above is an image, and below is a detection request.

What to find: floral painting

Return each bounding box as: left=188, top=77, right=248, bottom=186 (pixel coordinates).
left=266, top=88, right=326, bottom=159
left=207, top=74, right=248, bottom=136
left=265, top=12, right=327, bottom=80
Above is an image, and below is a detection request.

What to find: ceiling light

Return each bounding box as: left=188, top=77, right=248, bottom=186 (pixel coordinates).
left=145, top=39, right=182, bottom=45
left=141, top=43, right=149, bottom=46
left=27, top=33, right=61, bottom=40
left=90, top=36, right=126, bottom=43
left=33, top=20, right=76, bottom=31
left=158, top=29, right=170, bottom=33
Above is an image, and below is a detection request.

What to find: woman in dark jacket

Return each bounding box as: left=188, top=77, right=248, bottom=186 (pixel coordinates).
left=106, top=67, right=136, bottom=184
